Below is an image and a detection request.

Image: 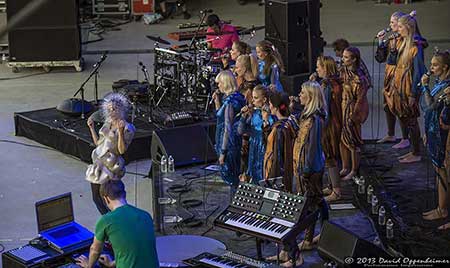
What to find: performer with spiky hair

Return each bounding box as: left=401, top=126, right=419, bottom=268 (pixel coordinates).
left=86, top=93, right=136, bottom=215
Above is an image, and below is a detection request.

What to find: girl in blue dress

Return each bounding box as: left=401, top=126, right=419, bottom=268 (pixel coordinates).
left=238, top=85, right=273, bottom=184
left=421, top=50, right=450, bottom=222
left=256, top=40, right=284, bottom=92
left=212, top=70, right=246, bottom=188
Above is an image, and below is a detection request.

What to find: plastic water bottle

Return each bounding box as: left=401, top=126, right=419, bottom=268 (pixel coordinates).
left=160, top=155, right=168, bottom=173
left=168, top=155, right=175, bottom=173
left=378, top=206, right=386, bottom=225
left=358, top=176, right=365, bottom=194
left=371, top=195, right=379, bottom=215
left=386, top=219, right=394, bottom=239
left=367, top=185, right=374, bottom=204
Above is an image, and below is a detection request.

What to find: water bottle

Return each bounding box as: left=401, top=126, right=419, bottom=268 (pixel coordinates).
left=371, top=195, right=379, bottom=215
left=378, top=206, right=386, bottom=225
left=168, top=155, right=175, bottom=173
left=358, top=176, right=365, bottom=194
left=160, top=155, right=168, bottom=173
left=386, top=219, right=394, bottom=239
left=367, top=185, right=374, bottom=204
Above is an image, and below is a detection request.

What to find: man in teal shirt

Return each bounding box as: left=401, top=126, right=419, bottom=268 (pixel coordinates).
left=75, top=180, right=159, bottom=268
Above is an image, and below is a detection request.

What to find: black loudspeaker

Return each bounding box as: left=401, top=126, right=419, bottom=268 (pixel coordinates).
left=280, top=73, right=309, bottom=94
left=56, top=98, right=94, bottom=116
left=318, top=221, right=389, bottom=267
left=265, top=0, right=324, bottom=75
left=151, top=124, right=217, bottom=167
left=6, top=0, right=81, bottom=62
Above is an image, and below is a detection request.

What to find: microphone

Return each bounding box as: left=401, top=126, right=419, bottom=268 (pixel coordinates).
left=417, top=71, right=432, bottom=87
left=375, top=27, right=392, bottom=38
left=235, top=106, right=259, bottom=118
left=100, top=51, right=108, bottom=60
left=139, top=61, right=147, bottom=71
left=209, top=90, right=219, bottom=105
left=438, top=94, right=448, bottom=103
left=93, top=51, right=108, bottom=68
left=200, top=9, right=213, bottom=14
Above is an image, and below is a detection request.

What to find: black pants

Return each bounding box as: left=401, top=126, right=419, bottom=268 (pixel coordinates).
left=91, top=183, right=109, bottom=215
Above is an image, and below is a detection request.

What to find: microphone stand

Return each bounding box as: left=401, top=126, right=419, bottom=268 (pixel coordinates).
left=73, top=54, right=108, bottom=119
left=188, top=11, right=209, bottom=115
left=140, top=62, right=153, bottom=123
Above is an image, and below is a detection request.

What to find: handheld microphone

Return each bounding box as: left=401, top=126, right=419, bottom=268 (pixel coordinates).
left=235, top=106, right=258, bottom=118
left=417, top=71, right=432, bottom=87
left=438, top=94, right=448, bottom=103
left=200, top=9, right=213, bottom=14
left=375, top=27, right=392, bottom=38
left=209, top=90, right=219, bottom=105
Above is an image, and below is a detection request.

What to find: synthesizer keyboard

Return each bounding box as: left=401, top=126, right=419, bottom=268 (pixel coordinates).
left=183, top=249, right=280, bottom=268
left=214, top=183, right=316, bottom=243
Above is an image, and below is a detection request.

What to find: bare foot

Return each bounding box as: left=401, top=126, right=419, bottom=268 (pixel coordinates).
left=397, top=152, right=412, bottom=160
left=280, top=254, right=303, bottom=268
left=438, top=222, right=450, bottom=230
left=298, top=240, right=314, bottom=251
left=339, top=168, right=350, bottom=177
left=399, top=154, right=421, bottom=163
left=377, top=135, right=396, bottom=143
left=325, top=191, right=342, bottom=202
left=392, top=139, right=410, bottom=149
left=266, top=250, right=289, bottom=262
left=423, top=208, right=448, bottom=221
left=342, top=171, right=357, bottom=181
left=422, top=208, right=436, bottom=216
left=312, top=234, right=320, bottom=244
left=322, top=187, right=332, bottom=196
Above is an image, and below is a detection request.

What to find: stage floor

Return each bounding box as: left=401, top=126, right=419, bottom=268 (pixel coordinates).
left=154, top=141, right=450, bottom=263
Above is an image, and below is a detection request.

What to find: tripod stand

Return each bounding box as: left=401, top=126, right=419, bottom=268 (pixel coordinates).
left=72, top=52, right=108, bottom=119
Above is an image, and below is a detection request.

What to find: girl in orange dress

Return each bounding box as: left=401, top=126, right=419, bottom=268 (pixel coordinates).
left=339, top=47, right=369, bottom=181
left=385, top=13, right=426, bottom=163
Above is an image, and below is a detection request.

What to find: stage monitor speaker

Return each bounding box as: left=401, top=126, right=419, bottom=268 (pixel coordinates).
left=151, top=124, right=217, bottom=168
left=56, top=98, right=94, bottom=116
left=318, top=221, right=389, bottom=267
left=265, top=0, right=324, bottom=75
left=6, top=0, right=81, bottom=62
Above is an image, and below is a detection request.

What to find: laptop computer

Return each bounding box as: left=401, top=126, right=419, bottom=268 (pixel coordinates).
left=35, top=192, right=94, bottom=253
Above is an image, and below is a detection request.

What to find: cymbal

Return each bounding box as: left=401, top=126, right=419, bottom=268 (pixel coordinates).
left=146, top=35, right=171, bottom=45
left=239, top=25, right=265, bottom=35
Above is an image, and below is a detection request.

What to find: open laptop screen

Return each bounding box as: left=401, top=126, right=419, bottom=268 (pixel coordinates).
left=35, top=193, right=74, bottom=233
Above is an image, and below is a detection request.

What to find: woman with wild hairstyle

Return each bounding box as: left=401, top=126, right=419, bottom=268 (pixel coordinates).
left=312, top=56, right=344, bottom=202
left=256, top=40, right=285, bottom=92
left=212, top=70, right=246, bottom=189
left=340, top=47, right=370, bottom=181
left=420, top=50, right=450, bottom=224
left=238, top=85, right=273, bottom=184
left=385, top=13, right=426, bottom=163
left=86, top=93, right=136, bottom=215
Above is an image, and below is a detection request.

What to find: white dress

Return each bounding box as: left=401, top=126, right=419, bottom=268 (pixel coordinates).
left=85, top=122, right=135, bottom=184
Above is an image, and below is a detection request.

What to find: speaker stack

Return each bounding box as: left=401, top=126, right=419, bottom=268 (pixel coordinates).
left=6, top=0, right=81, bottom=63
left=265, top=0, right=325, bottom=94
left=318, top=221, right=390, bottom=267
